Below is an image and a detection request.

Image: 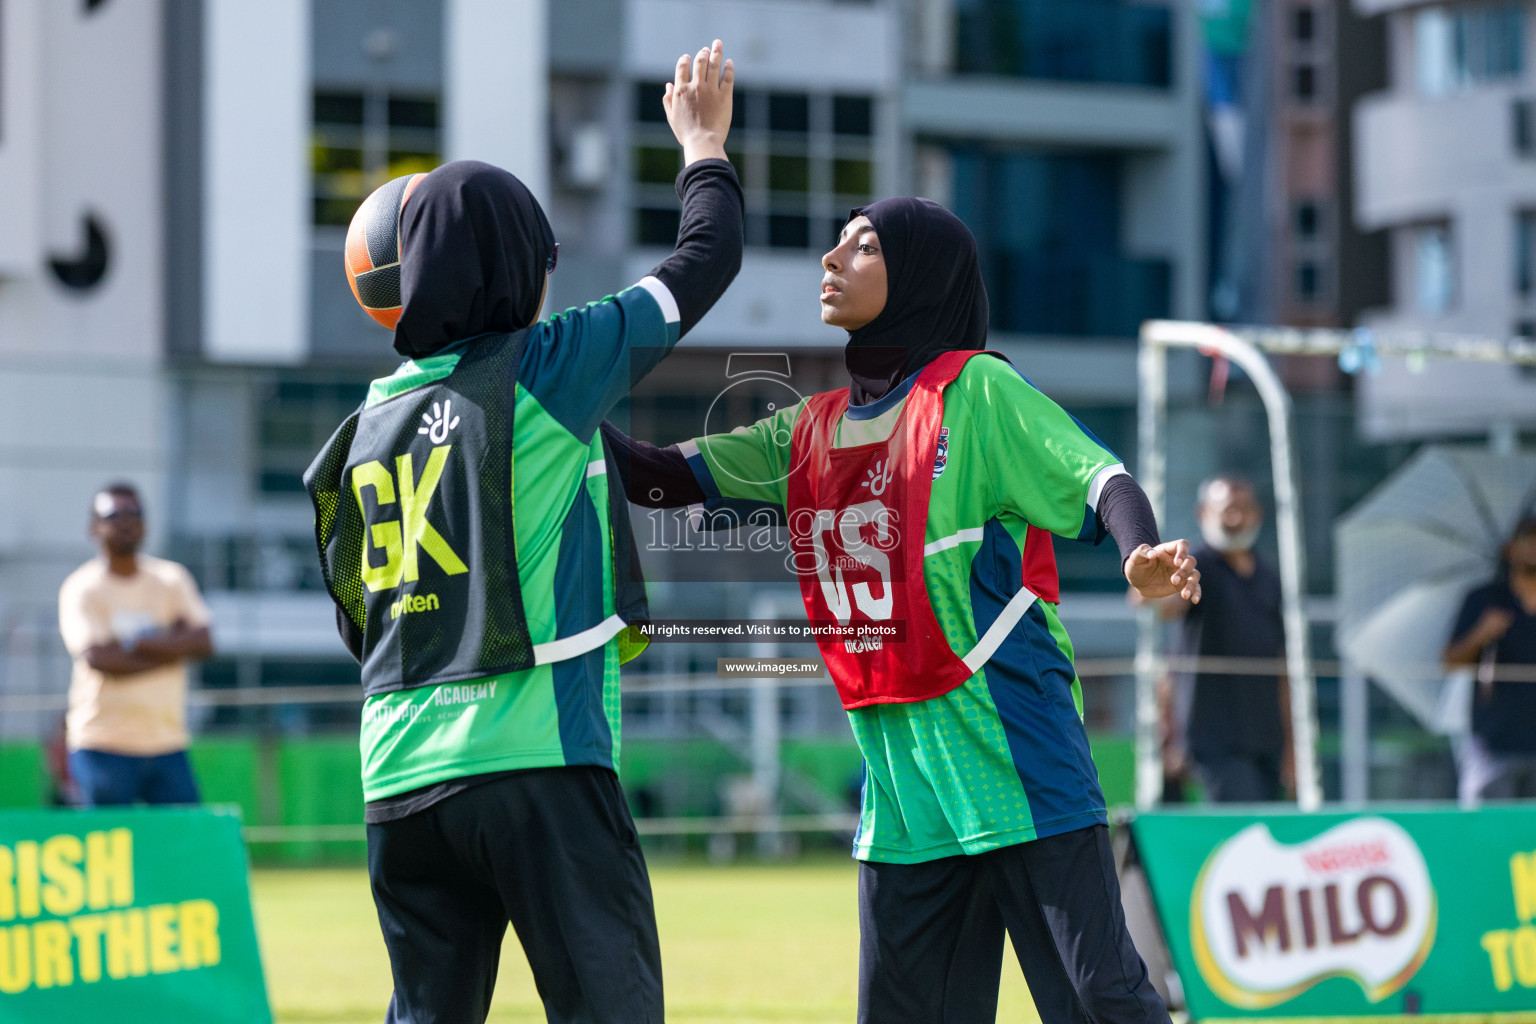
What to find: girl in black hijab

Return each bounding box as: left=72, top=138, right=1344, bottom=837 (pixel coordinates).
left=602, top=196, right=1198, bottom=1024
left=392, top=159, right=557, bottom=359
left=313, top=40, right=745, bottom=1024
left=838, top=196, right=989, bottom=404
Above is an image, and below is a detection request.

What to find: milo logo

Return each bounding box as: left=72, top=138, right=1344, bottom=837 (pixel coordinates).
left=1191, top=818, right=1437, bottom=1008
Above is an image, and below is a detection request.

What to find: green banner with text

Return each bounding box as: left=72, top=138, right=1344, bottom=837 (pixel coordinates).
left=1132, top=806, right=1536, bottom=1022
left=0, top=807, right=270, bottom=1023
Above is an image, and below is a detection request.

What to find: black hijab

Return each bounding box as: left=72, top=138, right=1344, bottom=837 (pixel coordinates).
left=393, top=160, right=556, bottom=359
left=842, top=197, right=989, bottom=405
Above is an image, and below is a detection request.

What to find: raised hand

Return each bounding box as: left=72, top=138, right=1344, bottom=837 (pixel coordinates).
left=663, top=39, right=734, bottom=166
left=1124, top=539, right=1202, bottom=603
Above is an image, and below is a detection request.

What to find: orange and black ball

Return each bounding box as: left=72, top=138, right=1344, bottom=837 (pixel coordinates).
left=344, top=172, right=427, bottom=330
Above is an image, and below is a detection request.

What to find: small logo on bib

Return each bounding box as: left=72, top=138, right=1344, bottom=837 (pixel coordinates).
left=933, top=428, right=950, bottom=479
left=418, top=400, right=461, bottom=444
left=861, top=458, right=894, bottom=496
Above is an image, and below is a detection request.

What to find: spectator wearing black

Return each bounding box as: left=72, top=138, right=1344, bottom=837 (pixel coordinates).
left=1445, top=517, right=1536, bottom=803
left=1151, top=475, right=1290, bottom=802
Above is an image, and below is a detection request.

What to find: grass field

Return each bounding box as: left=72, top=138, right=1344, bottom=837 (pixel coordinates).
left=252, top=862, right=1043, bottom=1023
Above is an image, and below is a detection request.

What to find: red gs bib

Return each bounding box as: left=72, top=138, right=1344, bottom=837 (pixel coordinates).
left=787, top=350, right=1041, bottom=709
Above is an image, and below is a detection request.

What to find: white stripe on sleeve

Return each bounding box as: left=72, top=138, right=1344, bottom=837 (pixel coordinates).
left=1086, top=463, right=1129, bottom=511
left=635, top=276, right=681, bottom=325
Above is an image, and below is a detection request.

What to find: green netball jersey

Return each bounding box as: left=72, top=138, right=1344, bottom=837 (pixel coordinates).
left=355, top=280, right=678, bottom=803
left=684, top=354, right=1125, bottom=863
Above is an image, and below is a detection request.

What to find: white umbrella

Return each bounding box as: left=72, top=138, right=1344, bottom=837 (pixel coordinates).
left=1335, top=446, right=1536, bottom=732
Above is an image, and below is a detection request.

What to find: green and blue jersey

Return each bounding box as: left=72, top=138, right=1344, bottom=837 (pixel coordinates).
left=357, top=280, right=679, bottom=802
left=685, top=355, right=1125, bottom=863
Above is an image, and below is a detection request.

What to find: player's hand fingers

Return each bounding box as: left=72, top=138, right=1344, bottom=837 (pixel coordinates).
left=721, top=56, right=735, bottom=90
left=693, top=46, right=712, bottom=86
left=662, top=82, right=674, bottom=115
left=705, top=39, right=723, bottom=85
left=675, top=52, right=692, bottom=88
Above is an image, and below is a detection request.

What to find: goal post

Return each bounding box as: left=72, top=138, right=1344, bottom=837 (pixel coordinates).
left=1133, top=319, right=1536, bottom=814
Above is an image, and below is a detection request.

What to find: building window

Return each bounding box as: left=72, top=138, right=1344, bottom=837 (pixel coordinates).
left=631, top=85, right=875, bottom=251
left=313, top=90, right=441, bottom=227
left=1413, top=224, right=1455, bottom=314
left=1515, top=99, right=1535, bottom=158
left=1292, top=63, right=1318, bottom=102
left=947, top=146, right=1170, bottom=337
left=954, top=0, right=1172, bottom=88
left=1293, top=5, right=1316, bottom=43
left=1517, top=211, right=1536, bottom=297
left=1295, top=200, right=1322, bottom=239
left=1296, top=260, right=1322, bottom=302
left=257, top=377, right=369, bottom=494
left=1414, top=3, right=1525, bottom=97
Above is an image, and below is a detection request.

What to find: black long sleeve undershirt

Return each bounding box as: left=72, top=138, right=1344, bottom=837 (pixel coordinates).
left=600, top=426, right=1163, bottom=568
left=649, top=158, right=744, bottom=338
left=1096, top=473, right=1161, bottom=566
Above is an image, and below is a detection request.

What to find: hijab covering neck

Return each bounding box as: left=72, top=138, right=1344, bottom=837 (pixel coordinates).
left=843, top=197, right=989, bottom=405
left=393, top=160, right=556, bottom=359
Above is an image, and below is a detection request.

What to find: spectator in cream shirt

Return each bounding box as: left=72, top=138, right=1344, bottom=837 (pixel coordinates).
left=58, top=483, right=213, bottom=806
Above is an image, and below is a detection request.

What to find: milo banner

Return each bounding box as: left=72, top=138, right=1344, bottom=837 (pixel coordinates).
left=1131, top=807, right=1536, bottom=1021
left=0, top=807, right=270, bottom=1023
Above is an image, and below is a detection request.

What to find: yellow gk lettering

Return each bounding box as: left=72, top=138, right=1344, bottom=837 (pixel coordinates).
left=353, top=460, right=404, bottom=592
left=398, top=447, right=468, bottom=582
left=354, top=445, right=467, bottom=593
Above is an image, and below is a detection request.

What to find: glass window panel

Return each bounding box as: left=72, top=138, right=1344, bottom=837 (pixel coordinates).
left=635, top=146, right=683, bottom=185
left=833, top=95, right=873, bottom=136
left=387, top=151, right=441, bottom=178
left=1293, top=63, right=1317, bottom=101
left=731, top=89, right=755, bottom=131
left=1414, top=224, right=1454, bottom=314
left=1293, top=6, right=1316, bottom=42
left=635, top=82, right=668, bottom=123
left=768, top=154, right=810, bottom=192
left=1516, top=211, right=1535, bottom=295
left=1295, top=201, right=1320, bottom=239
left=833, top=158, right=873, bottom=196
left=1296, top=261, right=1321, bottom=300
left=314, top=91, right=365, bottom=125
left=768, top=215, right=810, bottom=249
left=388, top=97, right=439, bottom=129
left=314, top=197, right=359, bottom=227
left=768, top=93, right=809, bottom=133
left=637, top=207, right=681, bottom=246
left=313, top=143, right=364, bottom=174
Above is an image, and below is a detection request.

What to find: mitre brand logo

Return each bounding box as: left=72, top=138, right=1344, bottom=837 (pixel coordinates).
left=1191, top=818, right=1437, bottom=1009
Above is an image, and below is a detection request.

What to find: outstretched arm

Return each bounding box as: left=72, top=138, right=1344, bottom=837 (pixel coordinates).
left=650, top=40, right=743, bottom=338
left=600, top=423, right=705, bottom=508
left=1098, top=474, right=1201, bottom=604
